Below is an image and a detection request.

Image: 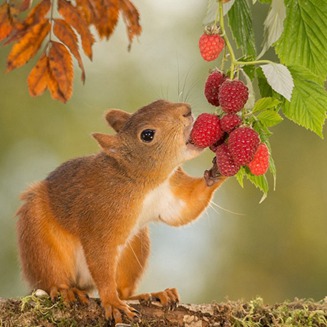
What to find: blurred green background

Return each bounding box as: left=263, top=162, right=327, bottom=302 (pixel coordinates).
left=0, top=1, right=326, bottom=304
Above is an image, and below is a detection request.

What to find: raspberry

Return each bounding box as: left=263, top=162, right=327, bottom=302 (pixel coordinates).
left=199, top=33, right=225, bottom=62
left=248, top=143, right=270, bottom=175
left=220, top=114, right=242, bottom=133
left=190, top=113, right=223, bottom=148
left=216, top=144, right=240, bottom=176
left=218, top=79, right=249, bottom=113
left=204, top=71, right=226, bottom=106
left=228, top=127, right=260, bottom=165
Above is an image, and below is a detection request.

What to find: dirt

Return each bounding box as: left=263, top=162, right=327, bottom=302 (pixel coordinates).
left=0, top=292, right=326, bottom=327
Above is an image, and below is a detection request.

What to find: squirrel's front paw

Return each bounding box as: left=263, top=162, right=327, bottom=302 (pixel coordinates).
left=103, top=301, right=140, bottom=324
left=204, top=157, right=226, bottom=187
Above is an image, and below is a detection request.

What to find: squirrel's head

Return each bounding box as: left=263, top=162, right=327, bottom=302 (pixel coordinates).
left=93, top=100, right=202, bottom=176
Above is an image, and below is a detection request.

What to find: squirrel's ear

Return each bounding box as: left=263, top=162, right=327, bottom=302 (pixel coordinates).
left=92, top=133, right=119, bottom=151
left=105, top=109, right=131, bottom=132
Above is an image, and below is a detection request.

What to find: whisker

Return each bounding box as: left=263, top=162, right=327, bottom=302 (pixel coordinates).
left=210, top=200, right=246, bottom=216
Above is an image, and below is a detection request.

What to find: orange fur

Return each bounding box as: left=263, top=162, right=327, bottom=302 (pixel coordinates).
left=16, top=100, right=226, bottom=323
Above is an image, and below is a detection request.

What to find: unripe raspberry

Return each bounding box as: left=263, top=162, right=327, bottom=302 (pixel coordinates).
left=216, top=144, right=240, bottom=176
left=199, top=33, right=225, bottom=62
left=204, top=71, right=226, bottom=106
left=248, top=143, right=270, bottom=175
left=218, top=79, right=249, bottom=113
left=190, top=113, right=223, bottom=148
left=220, top=114, right=242, bottom=133
left=228, top=127, right=260, bottom=165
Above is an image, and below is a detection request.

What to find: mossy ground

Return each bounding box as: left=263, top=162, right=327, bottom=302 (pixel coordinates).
left=0, top=292, right=326, bottom=327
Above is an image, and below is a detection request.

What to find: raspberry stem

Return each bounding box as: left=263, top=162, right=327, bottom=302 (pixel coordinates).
left=218, top=2, right=274, bottom=77
left=219, top=2, right=236, bottom=79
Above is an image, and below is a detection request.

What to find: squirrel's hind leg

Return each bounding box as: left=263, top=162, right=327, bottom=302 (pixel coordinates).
left=116, top=226, right=150, bottom=300
left=16, top=183, right=83, bottom=302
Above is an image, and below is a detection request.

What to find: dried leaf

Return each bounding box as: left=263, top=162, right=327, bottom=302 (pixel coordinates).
left=0, top=3, right=15, bottom=41
left=27, top=53, right=49, bottom=96
left=75, top=0, right=98, bottom=25
left=48, top=41, right=74, bottom=102
left=53, top=19, right=85, bottom=82
left=24, top=0, right=51, bottom=27
left=96, top=0, right=120, bottom=39
left=58, top=0, right=94, bottom=59
left=120, top=0, right=142, bottom=47
left=7, top=19, right=51, bottom=72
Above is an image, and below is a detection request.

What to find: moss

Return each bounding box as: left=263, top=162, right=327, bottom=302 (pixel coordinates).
left=0, top=294, right=326, bottom=327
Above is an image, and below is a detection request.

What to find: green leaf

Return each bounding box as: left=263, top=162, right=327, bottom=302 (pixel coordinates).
left=257, top=67, right=274, bottom=98
left=283, top=65, right=327, bottom=138
left=245, top=171, right=269, bottom=202
left=227, top=0, right=256, bottom=58
left=260, top=63, right=294, bottom=101
left=259, top=0, right=286, bottom=57
left=235, top=167, right=245, bottom=188
left=275, top=0, right=327, bottom=82
left=257, top=110, right=283, bottom=127
left=253, top=97, right=281, bottom=113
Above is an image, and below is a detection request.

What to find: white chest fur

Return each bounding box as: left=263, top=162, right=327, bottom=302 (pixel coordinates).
left=137, top=178, right=186, bottom=227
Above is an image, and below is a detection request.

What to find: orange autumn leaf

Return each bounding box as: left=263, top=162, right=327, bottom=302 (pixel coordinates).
left=94, top=0, right=120, bottom=40
left=48, top=41, right=74, bottom=103
left=24, top=0, right=51, bottom=27
left=58, top=0, right=94, bottom=60
left=6, top=19, right=50, bottom=72
left=53, top=19, right=85, bottom=82
left=27, top=53, right=49, bottom=96
left=0, top=3, right=14, bottom=41
left=120, top=0, right=141, bottom=47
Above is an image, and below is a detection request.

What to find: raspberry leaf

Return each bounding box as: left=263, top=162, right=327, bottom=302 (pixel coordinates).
left=227, top=0, right=256, bottom=58
left=275, top=0, right=327, bottom=83
left=258, top=0, right=286, bottom=58
left=283, top=65, right=327, bottom=138
left=257, top=110, right=283, bottom=128
left=252, top=97, right=280, bottom=113
left=260, top=63, right=294, bottom=101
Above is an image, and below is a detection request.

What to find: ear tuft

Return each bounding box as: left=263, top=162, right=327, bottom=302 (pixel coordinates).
left=105, top=109, right=131, bottom=132
left=92, top=133, right=118, bottom=151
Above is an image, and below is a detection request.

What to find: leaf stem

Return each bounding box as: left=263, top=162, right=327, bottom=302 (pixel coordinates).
left=219, top=1, right=236, bottom=79
left=235, top=59, right=273, bottom=66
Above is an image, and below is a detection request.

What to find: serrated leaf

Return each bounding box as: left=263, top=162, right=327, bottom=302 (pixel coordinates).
left=28, top=53, right=49, bottom=97
left=48, top=41, right=74, bottom=103
left=6, top=20, right=51, bottom=72
left=235, top=167, right=245, bottom=188
left=202, top=0, right=236, bottom=25
left=257, top=67, right=273, bottom=98
left=260, top=63, right=294, bottom=101
left=227, top=0, right=256, bottom=58
left=258, top=0, right=286, bottom=58
left=253, top=97, right=280, bottom=113
left=283, top=65, right=327, bottom=138
left=240, top=69, right=255, bottom=110
left=275, top=0, right=327, bottom=82
left=245, top=171, right=269, bottom=202
left=257, top=110, right=283, bottom=127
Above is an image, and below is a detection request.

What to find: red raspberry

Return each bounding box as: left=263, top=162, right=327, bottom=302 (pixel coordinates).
left=190, top=113, right=223, bottom=148
left=220, top=114, right=242, bottom=133
left=204, top=71, right=226, bottom=106
left=199, top=33, right=225, bottom=62
left=216, top=144, right=240, bottom=176
left=228, top=127, right=260, bottom=165
left=218, top=79, right=249, bottom=113
left=248, top=143, right=270, bottom=175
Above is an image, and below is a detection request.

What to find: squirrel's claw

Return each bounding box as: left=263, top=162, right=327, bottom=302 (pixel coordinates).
left=104, top=302, right=140, bottom=324
left=204, top=157, right=226, bottom=187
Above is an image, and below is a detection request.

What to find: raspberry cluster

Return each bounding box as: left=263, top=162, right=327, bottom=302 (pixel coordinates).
left=196, top=28, right=270, bottom=177
left=190, top=71, right=269, bottom=176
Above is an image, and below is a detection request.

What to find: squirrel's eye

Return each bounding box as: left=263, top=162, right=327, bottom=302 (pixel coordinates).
left=140, top=129, right=156, bottom=143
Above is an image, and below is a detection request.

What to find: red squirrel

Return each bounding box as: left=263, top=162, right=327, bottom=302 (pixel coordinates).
left=16, top=100, right=226, bottom=323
